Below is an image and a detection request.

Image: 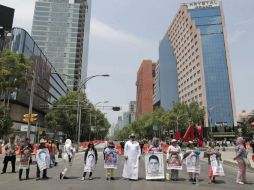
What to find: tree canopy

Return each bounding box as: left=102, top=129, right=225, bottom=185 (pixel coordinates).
left=115, top=101, right=205, bottom=140
left=0, top=49, right=32, bottom=109
left=44, top=91, right=110, bottom=141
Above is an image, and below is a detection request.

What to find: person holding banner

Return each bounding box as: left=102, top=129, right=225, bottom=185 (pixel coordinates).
left=18, top=139, right=33, bottom=181
left=104, top=141, right=118, bottom=180
left=36, top=139, right=50, bottom=180
left=148, top=137, right=162, bottom=153
left=183, top=141, right=200, bottom=184
left=166, top=139, right=182, bottom=181
left=234, top=137, right=248, bottom=185
left=206, top=142, right=223, bottom=184
left=81, top=142, right=98, bottom=180
left=60, top=139, right=76, bottom=180
left=122, top=133, right=141, bottom=180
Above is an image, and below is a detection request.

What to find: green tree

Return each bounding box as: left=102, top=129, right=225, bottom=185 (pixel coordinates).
left=45, top=91, right=110, bottom=141
left=115, top=101, right=206, bottom=140
left=0, top=49, right=32, bottom=109
left=0, top=106, right=13, bottom=138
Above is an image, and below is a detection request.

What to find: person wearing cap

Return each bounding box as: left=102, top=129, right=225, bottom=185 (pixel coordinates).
left=122, top=133, right=141, bottom=180
left=60, top=139, right=76, bottom=180
left=36, top=139, right=50, bottom=180
left=81, top=142, right=98, bottom=180
left=183, top=141, right=200, bottom=184
left=166, top=139, right=182, bottom=181
left=104, top=140, right=118, bottom=180
left=1, top=136, right=17, bottom=174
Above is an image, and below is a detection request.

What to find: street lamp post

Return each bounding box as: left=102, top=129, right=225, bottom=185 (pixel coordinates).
left=94, top=101, right=108, bottom=140
left=76, top=75, right=110, bottom=144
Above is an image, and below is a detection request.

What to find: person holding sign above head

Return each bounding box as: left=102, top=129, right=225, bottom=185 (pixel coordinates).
left=166, top=139, right=182, bottom=181
left=81, top=142, right=98, bottom=180
left=122, top=133, right=141, bottom=180
left=183, top=141, right=200, bottom=185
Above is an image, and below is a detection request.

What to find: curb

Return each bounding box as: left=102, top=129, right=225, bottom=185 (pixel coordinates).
left=223, top=160, right=254, bottom=173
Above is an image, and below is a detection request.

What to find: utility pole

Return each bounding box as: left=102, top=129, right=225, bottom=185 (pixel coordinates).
left=27, top=61, right=36, bottom=138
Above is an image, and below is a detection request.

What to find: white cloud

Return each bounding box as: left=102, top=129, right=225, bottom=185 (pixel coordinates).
left=228, top=30, right=246, bottom=45
left=90, top=17, right=156, bottom=49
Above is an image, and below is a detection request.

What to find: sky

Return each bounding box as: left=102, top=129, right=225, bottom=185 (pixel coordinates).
left=0, top=0, right=254, bottom=125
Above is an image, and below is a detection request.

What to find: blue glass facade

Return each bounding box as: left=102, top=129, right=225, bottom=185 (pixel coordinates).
left=9, top=28, right=68, bottom=111
left=156, top=34, right=179, bottom=111
left=188, top=7, right=234, bottom=127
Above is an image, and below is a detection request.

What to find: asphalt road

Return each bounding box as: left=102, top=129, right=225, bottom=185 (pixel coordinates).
left=0, top=151, right=254, bottom=190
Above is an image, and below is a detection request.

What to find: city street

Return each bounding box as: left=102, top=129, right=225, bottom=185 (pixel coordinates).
left=0, top=146, right=254, bottom=190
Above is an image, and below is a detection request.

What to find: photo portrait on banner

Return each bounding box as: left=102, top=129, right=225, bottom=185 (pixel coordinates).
left=166, top=152, right=183, bottom=170
left=36, top=148, right=50, bottom=171
left=104, top=148, right=118, bottom=169
left=186, top=152, right=200, bottom=173
left=145, top=152, right=164, bottom=180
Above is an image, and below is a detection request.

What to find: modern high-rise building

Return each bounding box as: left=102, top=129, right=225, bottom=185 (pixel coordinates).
left=31, top=0, right=91, bottom=90
left=154, top=0, right=236, bottom=128
left=136, top=60, right=156, bottom=118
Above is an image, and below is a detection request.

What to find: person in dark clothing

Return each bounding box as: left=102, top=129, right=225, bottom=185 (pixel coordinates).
left=81, top=143, right=98, bottom=180
left=139, top=140, right=144, bottom=154
left=250, top=140, right=254, bottom=154
left=120, top=141, right=125, bottom=153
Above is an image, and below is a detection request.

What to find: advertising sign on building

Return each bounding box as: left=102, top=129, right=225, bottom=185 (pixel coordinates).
left=185, top=0, right=219, bottom=9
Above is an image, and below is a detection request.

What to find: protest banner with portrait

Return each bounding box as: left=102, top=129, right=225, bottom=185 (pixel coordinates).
left=36, top=148, right=50, bottom=171
left=166, top=152, right=183, bottom=170
left=210, top=154, right=225, bottom=176
left=104, top=148, right=118, bottom=169
left=185, top=151, right=200, bottom=173
left=145, top=152, right=164, bottom=180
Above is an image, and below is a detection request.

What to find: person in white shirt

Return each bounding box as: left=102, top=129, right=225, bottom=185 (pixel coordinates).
left=122, top=133, right=141, bottom=180
left=60, top=139, right=75, bottom=179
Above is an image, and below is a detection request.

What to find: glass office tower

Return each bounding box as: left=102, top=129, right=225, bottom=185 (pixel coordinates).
left=31, top=0, right=91, bottom=90
left=155, top=0, right=236, bottom=128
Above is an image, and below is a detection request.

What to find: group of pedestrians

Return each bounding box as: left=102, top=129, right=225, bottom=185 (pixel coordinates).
left=0, top=136, right=59, bottom=180
left=0, top=135, right=251, bottom=185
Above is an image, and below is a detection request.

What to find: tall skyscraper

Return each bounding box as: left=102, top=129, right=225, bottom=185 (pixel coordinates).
left=31, top=0, right=91, bottom=90
left=136, top=60, right=156, bottom=118
left=154, top=0, right=236, bottom=128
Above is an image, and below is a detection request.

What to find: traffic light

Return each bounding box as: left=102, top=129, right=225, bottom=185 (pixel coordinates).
left=112, top=107, right=120, bottom=111
left=30, top=113, right=38, bottom=123
left=23, top=114, right=30, bottom=123
left=23, top=113, right=38, bottom=123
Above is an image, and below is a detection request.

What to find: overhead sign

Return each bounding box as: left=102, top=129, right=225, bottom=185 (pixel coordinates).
left=20, top=125, right=37, bottom=132
left=184, top=0, right=219, bottom=9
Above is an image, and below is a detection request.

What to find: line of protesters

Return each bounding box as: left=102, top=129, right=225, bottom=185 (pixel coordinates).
left=0, top=135, right=251, bottom=185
